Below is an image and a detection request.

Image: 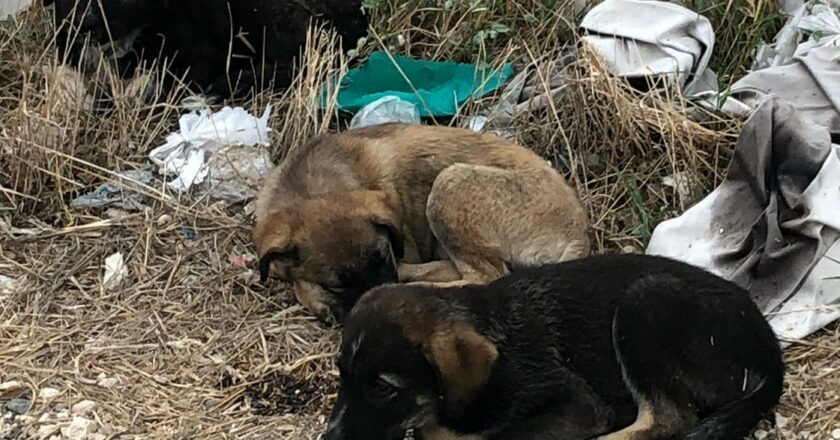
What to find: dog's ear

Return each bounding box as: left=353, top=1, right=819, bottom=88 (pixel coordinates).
left=422, top=324, right=498, bottom=419
left=371, top=220, right=404, bottom=260
left=258, top=246, right=299, bottom=282
left=355, top=190, right=404, bottom=260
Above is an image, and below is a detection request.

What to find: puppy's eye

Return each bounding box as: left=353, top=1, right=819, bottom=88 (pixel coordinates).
left=325, top=286, right=347, bottom=295
left=371, top=377, right=397, bottom=398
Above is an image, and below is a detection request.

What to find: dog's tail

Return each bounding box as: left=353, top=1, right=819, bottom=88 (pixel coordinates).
left=682, top=370, right=783, bottom=440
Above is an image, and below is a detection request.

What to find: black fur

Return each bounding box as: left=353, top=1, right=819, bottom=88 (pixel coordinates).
left=48, top=0, right=368, bottom=99
left=258, top=247, right=299, bottom=283
left=326, top=254, right=784, bottom=440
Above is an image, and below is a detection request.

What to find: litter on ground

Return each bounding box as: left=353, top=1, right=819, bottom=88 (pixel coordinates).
left=333, top=51, right=513, bottom=117
left=148, top=105, right=273, bottom=203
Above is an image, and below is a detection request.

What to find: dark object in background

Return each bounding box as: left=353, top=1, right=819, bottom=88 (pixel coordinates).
left=45, top=0, right=368, bottom=99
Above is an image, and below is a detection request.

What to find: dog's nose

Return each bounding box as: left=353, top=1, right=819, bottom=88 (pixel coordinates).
left=323, top=421, right=347, bottom=440
left=323, top=428, right=345, bottom=440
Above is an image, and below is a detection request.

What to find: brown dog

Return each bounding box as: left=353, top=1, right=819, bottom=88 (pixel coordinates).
left=253, top=123, right=589, bottom=321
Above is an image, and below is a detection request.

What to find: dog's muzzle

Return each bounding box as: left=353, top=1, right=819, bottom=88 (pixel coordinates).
left=324, top=393, right=347, bottom=440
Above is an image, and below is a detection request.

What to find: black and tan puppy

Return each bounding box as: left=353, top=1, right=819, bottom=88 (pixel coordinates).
left=254, top=123, right=589, bottom=322
left=324, top=254, right=784, bottom=440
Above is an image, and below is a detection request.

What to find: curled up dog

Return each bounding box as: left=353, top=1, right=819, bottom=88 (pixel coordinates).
left=324, top=254, right=785, bottom=440
left=253, top=123, right=590, bottom=322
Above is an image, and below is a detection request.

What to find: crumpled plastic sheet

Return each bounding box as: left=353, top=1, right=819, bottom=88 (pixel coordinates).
left=465, top=51, right=576, bottom=137
left=71, top=169, right=155, bottom=209
left=148, top=105, right=273, bottom=204
left=648, top=96, right=840, bottom=344
left=753, top=0, right=840, bottom=70
left=333, top=51, right=513, bottom=117
left=349, top=96, right=421, bottom=128
left=579, top=0, right=716, bottom=94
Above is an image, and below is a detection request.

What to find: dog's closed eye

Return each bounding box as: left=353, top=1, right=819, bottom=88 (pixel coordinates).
left=371, top=373, right=405, bottom=399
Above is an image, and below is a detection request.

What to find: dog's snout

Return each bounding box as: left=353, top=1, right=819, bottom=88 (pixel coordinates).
left=324, top=395, right=348, bottom=440
left=323, top=427, right=346, bottom=440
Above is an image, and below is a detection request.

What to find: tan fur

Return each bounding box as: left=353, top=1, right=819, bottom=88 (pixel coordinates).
left=423, top=324, right=499, bottom=412
left=420, top=424, right=484, bottom=440
left=595, top=398, right=695, bottom=440
left=253, top=123, right=590, bottom=317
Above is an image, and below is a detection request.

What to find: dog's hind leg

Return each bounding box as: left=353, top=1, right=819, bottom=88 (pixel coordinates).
left=398, top=260, right=462, bottom=283
left=426, top=163, right=588, bottom=285
left=593, top=399, right=693, bottom=440
left=597, top=273, right=784, bottom=440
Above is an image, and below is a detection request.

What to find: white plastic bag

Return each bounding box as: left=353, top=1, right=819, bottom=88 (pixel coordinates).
left=349, top=96, right=420, bottom=128
left=148, top=106, right=273, bottom=200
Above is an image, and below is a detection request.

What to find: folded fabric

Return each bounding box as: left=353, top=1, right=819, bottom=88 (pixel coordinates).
left=580, top=0, right=715, bottom=93
left=753, top=0, right=840, bottom=69
left=731, top=44, right=840, bottom=135
left=647, top=96, right=840, bottom=343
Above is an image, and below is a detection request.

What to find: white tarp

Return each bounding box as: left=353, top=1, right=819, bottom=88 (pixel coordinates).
left=647, top=96, right=840, bottom=343
left=580, top=0, right=716, bottom=93
left=0, top=0, right=31, bottom=19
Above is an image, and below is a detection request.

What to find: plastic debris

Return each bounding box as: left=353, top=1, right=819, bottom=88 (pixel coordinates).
left=71, top=169, right=154, bottom=210
left=5, top=399, right=30, bottom=415
left=648, top=97, right=840, bottom=343
left=333, top=51, right=513, bottom=117
left=461, top=50, right=577, bottom=138
left=0, top=275, right=15, bottom=302
left=466, top=115, right=488, bottom=132
left=179, top=227, right=196, bottom=240
left=662, top=172, right=693, bottom=207
left=148, top=106, right=273, bottom=203
left=230, top=254, right=252, bottom=269
left=349, top=96, right=421, bottom=128
left=753, top=0, right=840, bottom=70
left=102, top=253, right=128, bottom=290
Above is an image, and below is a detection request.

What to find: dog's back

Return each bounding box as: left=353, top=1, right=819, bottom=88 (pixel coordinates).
left=461, top=254, right=782, bottom=438
left=256, top=123, right=584, bottom=261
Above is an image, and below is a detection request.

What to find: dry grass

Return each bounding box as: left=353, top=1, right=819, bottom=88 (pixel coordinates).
left=1, top=1, right=837, bottom=439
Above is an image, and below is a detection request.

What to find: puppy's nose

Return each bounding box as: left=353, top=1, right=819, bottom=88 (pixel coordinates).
left=324, top=393, right=348, bottom=440
left=323, top=428, right=345, bottom=440
left=323, top=422, right=347, bottom=440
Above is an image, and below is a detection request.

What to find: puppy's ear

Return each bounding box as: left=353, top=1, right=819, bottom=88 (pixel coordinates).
left=371, top=220, right=404, bottom=260
left=258, top=246, right=299, bottom=282
left=422, top=324, right=498, bottom=419
left=354, top=190, right=404, bottom=260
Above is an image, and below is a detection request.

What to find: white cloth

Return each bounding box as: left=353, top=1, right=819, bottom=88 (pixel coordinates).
left=0, top=0, right=31, bottom=19
left=580, top=0, right=715, bottom=93
left=647, top=96, right=840, bottom=343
